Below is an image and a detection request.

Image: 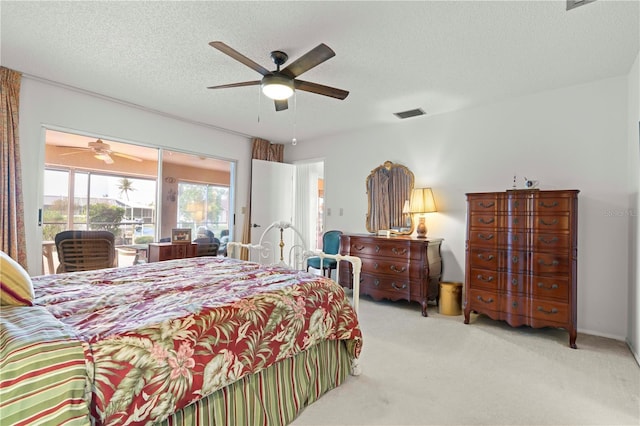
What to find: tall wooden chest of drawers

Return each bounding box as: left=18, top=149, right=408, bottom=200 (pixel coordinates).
left=464, top=190, right=579, bottom=348
left=339, top=234, right=443, bottom=316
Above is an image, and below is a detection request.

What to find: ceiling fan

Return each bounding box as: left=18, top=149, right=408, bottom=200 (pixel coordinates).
left=207, top=41, right=349, bottom=111
left=58, top=139, right=143, bottom=164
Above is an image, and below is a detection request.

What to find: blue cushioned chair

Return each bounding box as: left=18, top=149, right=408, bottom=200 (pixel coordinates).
left=306, top=230, right=342, bottom=278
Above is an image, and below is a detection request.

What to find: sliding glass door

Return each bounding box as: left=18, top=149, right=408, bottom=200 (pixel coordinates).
left=42, top=129, right=235, bottom=274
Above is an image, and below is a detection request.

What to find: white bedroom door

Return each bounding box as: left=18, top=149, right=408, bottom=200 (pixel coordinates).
left=250, top=159, right=295, bottom=261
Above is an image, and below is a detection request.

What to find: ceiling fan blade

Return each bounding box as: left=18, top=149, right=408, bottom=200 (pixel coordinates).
left=102, top=155, right=114, bottom=165
left=207, top=80, right=261, bottom=90
left=274, top=99, right=288, bottom=112
left=294, top=80, right=349, bottom=100
left=112, top=152, right=143, bottom=162
left=209, top=41, right=270, bottom=76
left=59, top=150, right=87, bottom=156
left=281, top=44, right=335, bottom=78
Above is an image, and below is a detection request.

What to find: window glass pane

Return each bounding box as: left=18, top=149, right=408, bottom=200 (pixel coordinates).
left=42, top=169, right=69, bottom=240
left=178, top=182, right=229, bottom=240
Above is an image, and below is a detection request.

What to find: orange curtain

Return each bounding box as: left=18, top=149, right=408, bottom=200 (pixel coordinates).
left=240, top=138, right=284, bottom=259
left=0, top=67, right=27, bottom=268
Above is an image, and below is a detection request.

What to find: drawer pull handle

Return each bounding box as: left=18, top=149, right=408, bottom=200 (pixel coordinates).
left=373, top=262, right=379, bottom=269
left=477, top=295, right=494, bottom=304
left=512, top=301, right=518, bottom=308
left=392, top=247, right=408, bottom=255
left=538, top=236, right=559, bottom=244
left=514, top=200, right=519, bottom=208
left=477, top=253, right=494, bottom=261
left=479, top=201, right=495, bottom=208
left=392, top=282, right=407, bottom=290
left=478, top=217, right=495, bottom=224
left=513, top=218, right=519, bottom=225
left=511, top=278, right=518, bottom=286
left=537, top=306, right=559, bottom=315
left=373, top=279, right=380, bottom=287
left=539, top=218, right=558, bottom=226
left=477, top=274, right=494, bottom=282
left=512, top=235, right=519, bottom=242
left=354, top=244, right=365, bottom=251
left=478, top=233, right=494, bottom=240
left=538, top=259, right=560, bottom=267
left=390, top=265, right=406, bottom=273
left=539, top=201, right=559, bottom=208
left=537, top=282, right=559, bottom=290
left=375, top=245, right=381, bottom=253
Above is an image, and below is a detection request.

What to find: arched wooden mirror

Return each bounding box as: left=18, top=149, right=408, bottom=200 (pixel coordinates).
left=366, top=161, right=415, bottom=234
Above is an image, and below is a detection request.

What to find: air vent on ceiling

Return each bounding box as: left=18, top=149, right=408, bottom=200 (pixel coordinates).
left=567, top=0, right=596, bottom=11
left=393, top=108, right=426, bottom=119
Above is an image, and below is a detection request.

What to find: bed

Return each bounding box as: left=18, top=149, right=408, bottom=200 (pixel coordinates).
left=0, top=254, right=362, bottom=426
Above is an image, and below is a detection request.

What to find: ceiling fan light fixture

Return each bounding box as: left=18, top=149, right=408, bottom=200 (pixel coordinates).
left=261, top=75, right=294, bottom=100
left=94, top=152, right=113, bottom=164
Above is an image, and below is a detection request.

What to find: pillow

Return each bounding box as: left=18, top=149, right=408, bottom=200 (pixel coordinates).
left=0, top=251, right=34, bottom=306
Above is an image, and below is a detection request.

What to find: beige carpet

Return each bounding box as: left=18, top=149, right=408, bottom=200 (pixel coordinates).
left=292, top=295, right=640, bottom=426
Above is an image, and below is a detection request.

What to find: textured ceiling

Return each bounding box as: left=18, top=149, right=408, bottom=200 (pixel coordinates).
left=1, top=1, right=638, bottom=145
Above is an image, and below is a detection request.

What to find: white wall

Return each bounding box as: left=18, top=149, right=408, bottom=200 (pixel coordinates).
left=286, top=76, right=631, bottom=340
left=627, top=51, right=640, bottom=361
left=18, top=77, right=252, bottom=276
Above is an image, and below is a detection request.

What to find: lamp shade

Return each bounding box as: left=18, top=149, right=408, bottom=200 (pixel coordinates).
left=409, top=188, right=437, bottom=214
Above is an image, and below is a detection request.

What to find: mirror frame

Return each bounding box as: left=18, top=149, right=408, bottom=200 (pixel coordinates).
left=365, top=161, right=415, bottom=235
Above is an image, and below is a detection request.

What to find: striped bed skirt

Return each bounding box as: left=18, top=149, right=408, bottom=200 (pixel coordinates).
left=163, top=338, right=353, bottom=425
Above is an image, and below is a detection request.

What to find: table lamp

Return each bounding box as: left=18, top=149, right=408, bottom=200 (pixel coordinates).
left=409, top=188, right=437, bottom=238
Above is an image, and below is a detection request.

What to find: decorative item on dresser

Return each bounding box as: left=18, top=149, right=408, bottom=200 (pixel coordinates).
left=339, top=234, right=443, bottom=316
left=463, top=189, right=579, bottom=348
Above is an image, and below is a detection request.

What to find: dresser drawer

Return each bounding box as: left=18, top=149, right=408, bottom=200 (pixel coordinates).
left=469, top=267, right=499, bottom=291
left=348, top=239, right=414, bottom=260
left=361, top=273, right=410, bottom=300
left=467, top=195, right=498, bottom=213
left=360, top=256, right=418, bottom=277
left=468, top=288, right=500, bottom=312
left=534, top=196, right=572, bottom=213
left=468, top=229, right=498, bottom=247
left=531, top=276, right=569, bottom=302
left=532, top=232, right=570, bottom=251
left=530, top=299, right=570, bottom=324
left=532, top=253, right=569, bottom=275
left=470, top=214, right=499, bottom=229
left=469, top=248, right=499, bottom=269
left=532, top=215, right=570, bottom=231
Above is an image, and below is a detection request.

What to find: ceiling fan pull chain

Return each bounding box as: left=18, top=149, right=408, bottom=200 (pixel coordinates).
left=292, top=92, right=297, bottom=146
left=257, top=85, right=261, bottom=123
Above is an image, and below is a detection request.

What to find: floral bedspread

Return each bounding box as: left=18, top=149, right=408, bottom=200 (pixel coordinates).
left=32, top=257, right=362, bottom=426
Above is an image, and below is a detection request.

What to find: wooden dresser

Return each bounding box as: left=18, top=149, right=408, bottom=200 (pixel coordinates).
left=148, top=242, right=197, bottom=262
left=339, top=234, right=443, bottom=316
left=464, top=189, right=579, bottom=348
